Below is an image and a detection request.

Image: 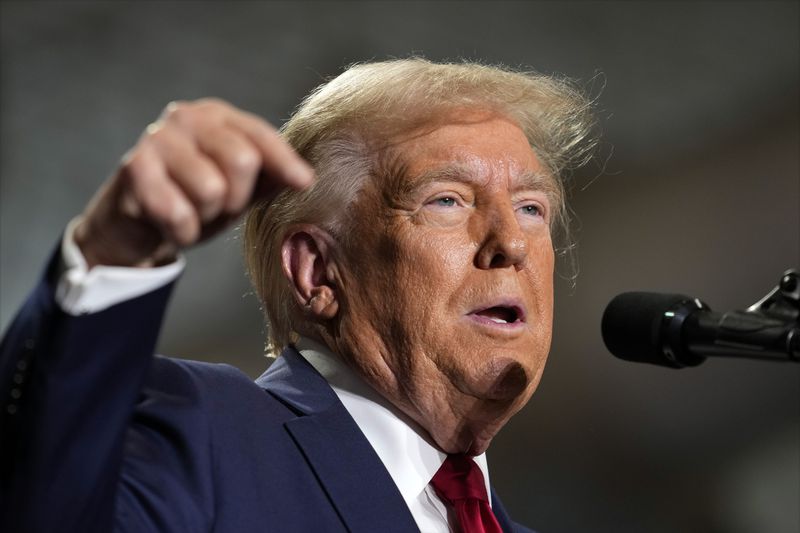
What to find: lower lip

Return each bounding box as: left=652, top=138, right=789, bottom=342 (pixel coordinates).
left=466, top=313, right=527, bottom=330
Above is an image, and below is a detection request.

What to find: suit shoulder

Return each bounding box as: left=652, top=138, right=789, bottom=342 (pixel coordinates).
left=143, top=355, right=289, bottom=423
left=146, top=355, right=260, bottom=397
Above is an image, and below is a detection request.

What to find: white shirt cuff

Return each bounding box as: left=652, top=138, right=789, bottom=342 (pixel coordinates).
left=55, top=217, right=185, bottom=315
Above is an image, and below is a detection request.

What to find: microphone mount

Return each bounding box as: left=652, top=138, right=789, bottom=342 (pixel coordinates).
left=602, top=269, right=799, bottom=368
left=747, top=269, right=799, bottom=322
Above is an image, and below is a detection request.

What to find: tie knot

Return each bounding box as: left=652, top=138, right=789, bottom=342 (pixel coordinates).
left=430, top=454, right=489, bottom=504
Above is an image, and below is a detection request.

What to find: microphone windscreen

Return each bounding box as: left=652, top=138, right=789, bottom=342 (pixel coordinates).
left=601, top=292, right=692, bottom=365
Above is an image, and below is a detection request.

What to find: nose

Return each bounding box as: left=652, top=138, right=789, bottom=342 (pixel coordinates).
left=475, top=204, right=529, bottom=270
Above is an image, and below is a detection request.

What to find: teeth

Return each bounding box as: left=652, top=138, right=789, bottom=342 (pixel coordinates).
left=488, top=316, right=508, bottom=324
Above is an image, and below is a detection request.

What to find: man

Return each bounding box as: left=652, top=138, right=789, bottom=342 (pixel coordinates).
left=0, top=59, right=594, bottom=532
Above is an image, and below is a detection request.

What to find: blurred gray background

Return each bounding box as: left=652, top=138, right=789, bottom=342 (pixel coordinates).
left=1, top=1, right=798, bottom=532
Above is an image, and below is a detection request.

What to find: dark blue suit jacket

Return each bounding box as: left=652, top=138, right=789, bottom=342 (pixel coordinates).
left=0, top=257, right=534, bottom=532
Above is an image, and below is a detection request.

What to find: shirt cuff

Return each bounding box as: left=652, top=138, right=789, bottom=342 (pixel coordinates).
left=55, top=216, right=185, bottom=315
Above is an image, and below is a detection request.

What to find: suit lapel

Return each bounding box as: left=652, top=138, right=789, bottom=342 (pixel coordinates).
left=492, top=489, right=535, bottom=533
left=257, top=348, right=418, bottom=533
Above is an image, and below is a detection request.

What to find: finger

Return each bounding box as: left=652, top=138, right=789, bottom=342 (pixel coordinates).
left=148, top=126, right=229, bottom=222
left=121, top=144, right=200, bottom=247
left=194, top=126, right=260, bottom=214
left=226, top=110, right=315, bottom=191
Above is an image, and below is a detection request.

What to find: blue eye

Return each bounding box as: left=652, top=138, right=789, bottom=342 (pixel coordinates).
left=434, top=197, right=457, bottom=207
left=520, top=205, right=540, bottom=216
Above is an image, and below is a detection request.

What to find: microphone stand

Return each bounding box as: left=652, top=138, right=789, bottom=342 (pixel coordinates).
left=672, top=269, right=800, bottom=365
left=747, top=269, right=799, bottom=324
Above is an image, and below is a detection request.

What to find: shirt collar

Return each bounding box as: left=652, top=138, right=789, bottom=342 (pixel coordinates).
left=294, top=337, right=491, bottom=509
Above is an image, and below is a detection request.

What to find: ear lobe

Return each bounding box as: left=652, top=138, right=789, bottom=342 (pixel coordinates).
left=281, top=227, right=339, bottom=320
left=308, top=286, right=337, bottom=319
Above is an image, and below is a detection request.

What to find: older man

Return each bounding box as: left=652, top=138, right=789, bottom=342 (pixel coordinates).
left=0, top=59, right=594, bottom=532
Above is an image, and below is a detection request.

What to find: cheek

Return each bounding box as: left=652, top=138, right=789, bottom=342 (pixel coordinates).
left=521, top=235, right=555, bottom=332
left=530, top=229, right=555, bottom=276
left=394, top=232, right=473, bottom=310
left=340, top=224, right=455, bottom=335
left=534, top=242, right=555, bottom=301
left=370, top=233, right=474, bottom=371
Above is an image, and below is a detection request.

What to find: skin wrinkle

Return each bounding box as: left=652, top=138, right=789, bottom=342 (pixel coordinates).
left=397, top=160, right=555, bottom=201
left=312, top=113, right=554, bottom=455
left=251, top=61, right=595, bottom=353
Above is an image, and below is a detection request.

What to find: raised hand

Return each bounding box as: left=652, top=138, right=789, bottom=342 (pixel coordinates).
left=74, top=98, right=314, bottom=268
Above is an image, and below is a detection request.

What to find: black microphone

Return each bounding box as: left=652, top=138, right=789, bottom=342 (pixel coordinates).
left=601, top=270, right=800, bottom=368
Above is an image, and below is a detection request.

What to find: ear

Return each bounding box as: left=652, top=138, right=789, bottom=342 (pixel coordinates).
left=281, top=225, right=339, bottom=320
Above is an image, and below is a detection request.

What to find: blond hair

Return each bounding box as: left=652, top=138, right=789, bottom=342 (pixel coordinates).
left=243, top=58, right=596, bottom=355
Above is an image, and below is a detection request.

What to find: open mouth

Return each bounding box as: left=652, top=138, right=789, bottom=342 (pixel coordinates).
left=471, top=305, right=524, bottom=325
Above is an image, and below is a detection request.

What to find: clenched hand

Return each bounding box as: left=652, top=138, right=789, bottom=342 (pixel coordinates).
left=74, top=98, right=314, bottom=268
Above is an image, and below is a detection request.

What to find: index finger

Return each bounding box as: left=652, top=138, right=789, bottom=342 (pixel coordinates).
left=227, top=110, right=315, bottom=191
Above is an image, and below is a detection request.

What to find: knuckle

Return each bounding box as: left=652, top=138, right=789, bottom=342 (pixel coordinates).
left=164, top=199, right=195, bottom=231
left=194, top=175, right=226, bottom=205
left=164, top=100, right=188, bottom=114
left=177, top=215, right=201, bottom=245
left=196, top=97, right=230, bottom=111
left=144, top=121, right=164, bottom=137
left=143, top=125, right=167, bottom=144
left=142, top=122, right=179, bottom=148
left=226, top=146, right=260, bottom=177
left=161, top=100, right=188, bottom=122
left=119, top=148, right=150, bottom=182
left=165, top=105, right=193, bottom=126
left=162, top=98, right=234, bottom=128
left=167, top=98, right=231, bottom=131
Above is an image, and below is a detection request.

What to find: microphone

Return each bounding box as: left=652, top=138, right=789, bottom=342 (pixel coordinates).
left=601, top=270, right=800, bottom=368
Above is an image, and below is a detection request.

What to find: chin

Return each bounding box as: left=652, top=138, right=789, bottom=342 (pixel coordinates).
left=430, top=386, right=534, bottom=456
left=434, top=415, right=508, bottom=456
left=452, top=360, right=545, bottom=455
left=479, top=356, right=532, bottom=401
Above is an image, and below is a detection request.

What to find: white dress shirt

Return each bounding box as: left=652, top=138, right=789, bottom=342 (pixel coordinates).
left=55, top=221, right=494, bottom=531
left=296, top=337, right=492, bottom=532
left=56, top=217, right=184, bottom=315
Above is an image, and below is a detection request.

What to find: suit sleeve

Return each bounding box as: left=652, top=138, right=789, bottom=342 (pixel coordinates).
left=0, top=248, right=178, bottom=532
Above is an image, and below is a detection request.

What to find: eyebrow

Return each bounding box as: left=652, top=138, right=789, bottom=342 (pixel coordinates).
left=393, top=162, right=557, bottom=198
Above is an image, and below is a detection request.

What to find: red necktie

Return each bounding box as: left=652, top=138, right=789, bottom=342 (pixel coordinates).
left=429, top=454, right=503, bottom=533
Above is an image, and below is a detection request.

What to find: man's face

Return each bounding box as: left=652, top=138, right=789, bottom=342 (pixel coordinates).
left=331, top=113, right=555, bottom=455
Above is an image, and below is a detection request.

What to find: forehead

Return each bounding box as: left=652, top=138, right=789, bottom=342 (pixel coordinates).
left=380, top=114, right=551, bottom=194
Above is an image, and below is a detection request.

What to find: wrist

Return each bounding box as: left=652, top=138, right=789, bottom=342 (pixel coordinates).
left=74, top=215, right=178, bottom=269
